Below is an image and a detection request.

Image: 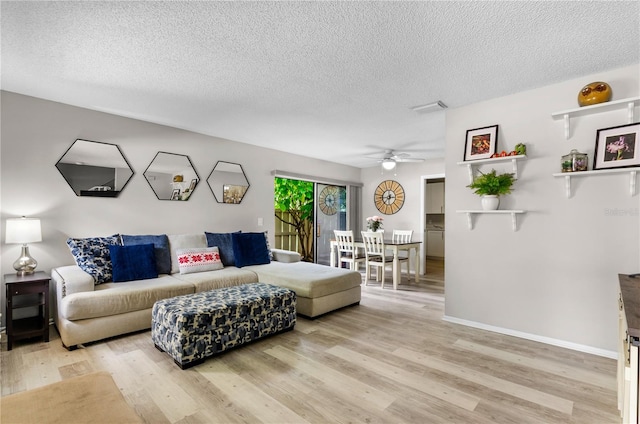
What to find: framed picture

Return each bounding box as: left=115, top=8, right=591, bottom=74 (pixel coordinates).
left=593, top=122, right=640, bottom=170
left=170, top=189, right=181, bottom=200
left=464, top=125, right=498, bottom=161
left=189, top=179, right=198, bottom=191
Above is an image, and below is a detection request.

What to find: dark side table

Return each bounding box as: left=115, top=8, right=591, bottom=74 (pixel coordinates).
left=4, top=271, right=50, bottom=350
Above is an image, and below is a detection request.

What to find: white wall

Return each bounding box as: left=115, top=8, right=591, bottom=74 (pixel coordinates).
left=444, top=64, right=640, bottom=356
left=0, top=91, right=361, bottom=286
left=360, top=159, right=446, bottom=273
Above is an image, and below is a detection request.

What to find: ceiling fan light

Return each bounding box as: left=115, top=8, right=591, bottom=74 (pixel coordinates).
left=382, top=159, right=396, bottom=170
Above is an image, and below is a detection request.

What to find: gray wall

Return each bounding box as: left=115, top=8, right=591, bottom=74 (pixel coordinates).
left=443, top=64, right=640, bottom=357
left=0, top=91, right=361, bottom=293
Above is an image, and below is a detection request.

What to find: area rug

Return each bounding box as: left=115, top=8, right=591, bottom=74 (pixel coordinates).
left=1, top=371, right=143, bottom=423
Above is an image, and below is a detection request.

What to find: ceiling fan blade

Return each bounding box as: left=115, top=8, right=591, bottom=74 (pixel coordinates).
left=395, top=157, right=425, bottom=163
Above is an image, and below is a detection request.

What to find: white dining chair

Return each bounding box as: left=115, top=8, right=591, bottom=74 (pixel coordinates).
left=334, top=230, right=365, bottom=271
left=391, top=230, right=413, bottom=278
left=361, top=231, right=394, bottom=288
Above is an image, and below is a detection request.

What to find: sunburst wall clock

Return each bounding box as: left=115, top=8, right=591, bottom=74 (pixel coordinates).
left=319, top=185, right=339, bottom=215
left=374, top=180, right=404, bottom=215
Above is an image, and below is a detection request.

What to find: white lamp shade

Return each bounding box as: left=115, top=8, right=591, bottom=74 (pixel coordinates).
left=5, top=217, right=42, bottom=244
left=381, top=159, right=396, bottom=170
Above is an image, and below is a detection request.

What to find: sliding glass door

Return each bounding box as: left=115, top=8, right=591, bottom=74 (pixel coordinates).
left=315, top=184, right=347, bottom=265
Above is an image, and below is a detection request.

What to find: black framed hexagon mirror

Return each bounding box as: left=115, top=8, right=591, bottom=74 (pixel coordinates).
left=207, top=161, right=250, bottom=204
left=55, top=139, right=134, bottom=197
left=144, top=152, right=200, bottom=201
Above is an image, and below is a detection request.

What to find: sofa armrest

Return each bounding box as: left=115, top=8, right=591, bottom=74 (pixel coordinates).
left=52, top=265, right=95, bottom=298
left=271, top=249, right=301, bottom=263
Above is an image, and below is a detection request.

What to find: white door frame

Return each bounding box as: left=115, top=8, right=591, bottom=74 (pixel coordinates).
left=420, top=173, right=445, bottom=275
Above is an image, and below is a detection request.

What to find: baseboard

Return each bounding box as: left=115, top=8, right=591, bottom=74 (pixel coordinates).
left=442, top=315, right=617, bottom=359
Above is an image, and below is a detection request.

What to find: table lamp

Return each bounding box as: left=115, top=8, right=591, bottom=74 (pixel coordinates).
left=5, top=216, right=42, bottom=275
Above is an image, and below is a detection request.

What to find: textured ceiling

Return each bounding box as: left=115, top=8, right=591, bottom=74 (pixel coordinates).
left=2, top=1, right=639, bottom=168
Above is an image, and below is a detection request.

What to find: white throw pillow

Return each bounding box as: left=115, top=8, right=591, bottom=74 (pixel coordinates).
left=168, top=233, right=207, bottom=274
left=176, top=246, right=223, bottom=274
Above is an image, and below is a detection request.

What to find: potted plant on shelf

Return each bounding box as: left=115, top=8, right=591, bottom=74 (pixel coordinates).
left=466, top=169, right=516, bottom=210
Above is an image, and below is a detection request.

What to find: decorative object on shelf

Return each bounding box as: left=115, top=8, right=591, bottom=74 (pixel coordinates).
left=593, top=122, right=640, bottom=170
left=464, top=125, right=498, bottom=161
left=55, top=139, right=134, bottom=198
left=207, top=161, right=250, bottom=204
left=514, top=143, right=527, bottom=155
left=318, top=185, right=340, bottom=215
left=5, top=216, right=42, bottom=275
left=374, top=180, right=405, bottom=215
left=466, top=169, right=516, bottom=211
left=366, top=215, right=384, bottom=232
left=578, top=81, right=612, bottom=107
left=561, top=149, right=588, bottom=172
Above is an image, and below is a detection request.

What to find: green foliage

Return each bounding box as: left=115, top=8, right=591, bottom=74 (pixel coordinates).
left=274, top=178, right=315, bottom=261
left=274, top=178, right=314, bottom=220
left=467, top=169, right=516, bottom=196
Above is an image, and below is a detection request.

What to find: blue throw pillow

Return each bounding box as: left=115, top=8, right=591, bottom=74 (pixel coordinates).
left=109, top=244, right=158, bottom=283
left=121, top=234, right=171, bottom=274
left=67, top=234, right=121, bottom=284
left=205, top=231, right=240, bottom=266
left=231, top=232, right=271, bottom=268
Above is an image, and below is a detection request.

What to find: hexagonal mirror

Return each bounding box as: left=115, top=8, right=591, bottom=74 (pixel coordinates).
left=207, top=161, right=250, bottom=204
left=55, top=139, right=134, bottom=197
left=144, top=151, right=200, bottom=201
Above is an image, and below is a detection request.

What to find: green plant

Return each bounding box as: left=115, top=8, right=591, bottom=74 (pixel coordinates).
left=467, top=169, right=516, bottom=196
left=274, top=178, right=314, bottom=261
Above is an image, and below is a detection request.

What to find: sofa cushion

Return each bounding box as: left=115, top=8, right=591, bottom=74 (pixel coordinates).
left=59, top=275, right=195, bottom=321
left=232, top=232, right=271, bottom=267
left=66, top=235, right=121, bottom=284
left=109, top=244, right=158, bottom=283
left=204, top=232, right=239, bottom=266
left=245, top=261, right=362, bottom=298
left=167, top=234, right=207, bottom=274
left=170, top=267, right=259, bottom=292
left=176, top=246, right=223, bottom=274
left=121, top=234, right=171, bottom=274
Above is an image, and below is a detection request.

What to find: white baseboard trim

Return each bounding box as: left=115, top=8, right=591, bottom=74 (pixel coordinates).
left=442, top=315, right=617, bottom=359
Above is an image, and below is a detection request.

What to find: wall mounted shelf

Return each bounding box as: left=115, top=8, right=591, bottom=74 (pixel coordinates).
left=456, top=210, right=525, bottom=231
left=552, top=168, right=640, bottom=198
left=457, top=155, right=526, bottom=183
left=551, top=97, right=640, bottom=140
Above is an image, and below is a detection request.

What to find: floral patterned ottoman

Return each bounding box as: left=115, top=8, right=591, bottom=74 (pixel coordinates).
left=151, top=283, right=296, bottom=368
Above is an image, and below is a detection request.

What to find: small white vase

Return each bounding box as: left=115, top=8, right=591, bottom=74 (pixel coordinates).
left=481, top=195, right=500, bottom=210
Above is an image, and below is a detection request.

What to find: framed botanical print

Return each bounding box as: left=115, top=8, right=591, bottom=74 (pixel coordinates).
left=464, top=125, right=498, bottom=161
left=593, top=122, right=640, bottom=170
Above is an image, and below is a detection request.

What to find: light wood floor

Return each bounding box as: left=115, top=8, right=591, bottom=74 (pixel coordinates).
left=1, top=269, right=620, bottom=423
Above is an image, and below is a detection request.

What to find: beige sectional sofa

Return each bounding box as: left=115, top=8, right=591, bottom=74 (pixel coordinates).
left=52, top=233, right=362, bottom=349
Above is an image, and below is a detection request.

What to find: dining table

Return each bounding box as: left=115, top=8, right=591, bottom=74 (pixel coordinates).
left=329, top=238, right=421, bottom=290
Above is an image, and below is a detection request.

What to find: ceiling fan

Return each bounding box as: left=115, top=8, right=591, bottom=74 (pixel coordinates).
left=366, top=150, right=425, bottom=170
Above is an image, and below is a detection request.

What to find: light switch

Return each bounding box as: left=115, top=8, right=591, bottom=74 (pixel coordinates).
left=257, top=217, right=263, bottom=226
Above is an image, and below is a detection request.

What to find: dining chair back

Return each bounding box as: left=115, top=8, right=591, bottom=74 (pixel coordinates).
left=390, top=230, right=413, bottom=277
left=334, top=230, right=365, bottom=271
left=392, top=230, right=413, bottom=243
left=361, top=231, right=394, bottom=288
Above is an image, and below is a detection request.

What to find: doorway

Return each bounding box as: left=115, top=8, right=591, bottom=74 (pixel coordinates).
left=274, top=176, right=350, bottom=265
left=421, top=174, right=445, bottom=281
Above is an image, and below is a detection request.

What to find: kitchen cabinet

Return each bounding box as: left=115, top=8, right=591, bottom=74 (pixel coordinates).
left=426, top=230, right=444, bottom=258
left=619, top=273, right=640, bottom=423
left=426, top=182, right=445, bottom=214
